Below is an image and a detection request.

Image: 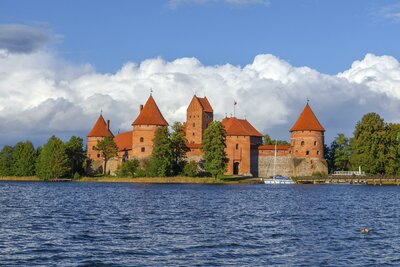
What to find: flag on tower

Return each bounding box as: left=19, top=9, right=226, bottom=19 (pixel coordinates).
left=234, top=100, right=237, bottom=105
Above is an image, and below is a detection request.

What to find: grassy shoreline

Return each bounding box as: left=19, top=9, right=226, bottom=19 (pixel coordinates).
left=0, top=176, right=260, bottom=184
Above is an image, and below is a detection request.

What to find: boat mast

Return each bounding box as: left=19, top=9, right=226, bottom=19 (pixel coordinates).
left=273, top=139, right=277, bottom=180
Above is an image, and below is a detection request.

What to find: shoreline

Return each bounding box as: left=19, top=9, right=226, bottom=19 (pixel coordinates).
left=0, top=176, right=260, bottom=184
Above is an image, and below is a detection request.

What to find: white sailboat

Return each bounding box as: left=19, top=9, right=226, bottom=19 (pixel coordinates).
left=263, top=140, right=295, bottom=185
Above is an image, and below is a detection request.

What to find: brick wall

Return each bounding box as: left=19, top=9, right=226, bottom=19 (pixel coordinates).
left=290, top=130, right=324, bottom=159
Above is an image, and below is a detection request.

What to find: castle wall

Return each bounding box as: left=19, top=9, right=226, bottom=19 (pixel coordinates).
left=258, top=155, right=293, bottom=177
left=131, top=125, right=160, bottom=159
left=291, top=130, right=324, bottom=159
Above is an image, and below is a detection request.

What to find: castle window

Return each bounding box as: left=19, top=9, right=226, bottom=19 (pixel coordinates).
left=301, top=141, right=305, bottom=146
left=236, top=144, right=239, bottom=150
left=141, top=147, right=145, bottom=153
left=92, top=146, right=96, bottom=150
left=306, top=151, right=310, bottom=156
left=140, top=137, right=144, bottom=142
left=317, top=151, right=320, bottom=155
left=192, top=132, right=195, bottom=136
left=97, top=154, right=100, bottom=158
left=314, top=141, right=317, bottom=146
left=193, top=123, right=195, bottom=127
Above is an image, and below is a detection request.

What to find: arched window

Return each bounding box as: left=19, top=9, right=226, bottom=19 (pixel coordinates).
left=97, top=154, right=100, bottom=158
left=192, top=132, right=195, bottom=136
left=306, top=151, right=310, bottom=156
left=193, top=123, right=195, bottom=127
left=140, top=137, right=144, bottom=142
left=141, top=147, right=145, bottom=152
left=314, top=141, right=317, bottom=146
left=92, top=146, right=96, bottom=150
left=317, top=151, right=320, bottom=155
left=235, top=144, right=239, bottom=150
left=301, top=141, right=305, bottom=146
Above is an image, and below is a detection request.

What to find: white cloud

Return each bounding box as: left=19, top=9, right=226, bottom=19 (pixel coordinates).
left=0, top=46, right=400, bottom=147
left=375, top=3, right=400, bottom=22
left=167, top=0, right=269, bottom=9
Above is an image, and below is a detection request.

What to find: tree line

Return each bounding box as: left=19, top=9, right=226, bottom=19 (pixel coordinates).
left=0, top=136, right=85, bottom=180
left=0, top=120, right=230, bottom=179
left=325, top=112, right=400, bottom=175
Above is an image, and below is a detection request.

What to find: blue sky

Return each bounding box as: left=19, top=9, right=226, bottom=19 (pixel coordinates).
left=1, top=0, right=400, bottom=147
left=1, top=0, right=399, bottom=74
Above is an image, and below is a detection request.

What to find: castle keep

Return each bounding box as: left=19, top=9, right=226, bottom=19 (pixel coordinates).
left=87, top=95, right=328, bottom=176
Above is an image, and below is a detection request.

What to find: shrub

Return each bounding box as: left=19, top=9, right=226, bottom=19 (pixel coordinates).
left=116, top=159, right=140, bottom=177
left=182, top=160, right=199, bottom=177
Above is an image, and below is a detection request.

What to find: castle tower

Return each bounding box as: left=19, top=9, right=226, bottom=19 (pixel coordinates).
left=290, top=103, right=325, bottom=159
left=131, top=95, right=168, bottom=158
left=87, top=114, right=114, bottom=160
left=185, top=95, right=213, bottom=144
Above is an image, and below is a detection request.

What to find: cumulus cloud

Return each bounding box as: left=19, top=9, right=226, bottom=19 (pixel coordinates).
left=167, top=0, right=269, bottom=9
left=0, top=24, right=58, bottom=53
left=0, top=47, right=400, bottom=147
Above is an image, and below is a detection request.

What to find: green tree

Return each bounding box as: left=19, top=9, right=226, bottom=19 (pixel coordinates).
left=201, top=121, right=228, bottom=178
left=95, top=136, right=118, bottom=176
left=182, top=160, right=199, bottom=177
left=36, top=136, right=71, bottom=180
left=263, top=134, right=290, bottom=145
left=148, top=126, right=174, bottom=177
left=0, top=146, right=14, bottom=176
left=350, top=113, right=386, bottom=174
left=115, top=158, right=140, bottom=177
left=12, top=141, right=36, bottom=176
left=65, top=136, right=85, bottom=177
left=331, top=133, right=352, bottom=171
left=383, top=123, right=400, bottom=175
left=170, top=122, right=190, bottom=174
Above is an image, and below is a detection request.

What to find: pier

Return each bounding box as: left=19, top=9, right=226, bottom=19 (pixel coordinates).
left=295, top=176, right=400, bottom=186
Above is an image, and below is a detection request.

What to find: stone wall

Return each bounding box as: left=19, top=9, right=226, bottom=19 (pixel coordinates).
left=258, top=155, right=293, bottom=177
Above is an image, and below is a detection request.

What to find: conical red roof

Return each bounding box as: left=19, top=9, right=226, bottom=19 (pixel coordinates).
left=132, top=95, right=169, bottom=126
left=290, top=103, right=325, bottom=132
left=221, top=117, right=263, bottom=137
left=88, top=114, right=114, bottom=137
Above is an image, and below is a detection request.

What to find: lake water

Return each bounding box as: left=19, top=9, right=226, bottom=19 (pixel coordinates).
left=1, top=182, right=400, bottom=266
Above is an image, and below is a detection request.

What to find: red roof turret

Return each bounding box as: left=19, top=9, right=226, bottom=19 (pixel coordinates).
left=290, top=103, right=325, bottom=132
left=88, top=114, right=114, bottom=137
left=132, top=95, right=169, bottom=126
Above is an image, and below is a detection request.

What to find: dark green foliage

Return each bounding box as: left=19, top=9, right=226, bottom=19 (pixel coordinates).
left=148, top=126, right=174, bottom=177
left=0, top=146, right=14, bottom=176
left=383, top=123, right=400, bottom=175
left=263, top=134, right=290, bottom=145
left=182, top=160, right=199, bottom=177
left=170, top=122, right=190, bottom=174
left=201, top=121, right=228, bottom=178
left=329, top=133, right=352, bottom=172
left=12, top=141, right=36, bottom=176
left=95, top=136, right=118, bottom=175
left=350, top=113, right=386, bottom=174
left=116, top=158, right=140, bottom=177
left=36, top=136, right=71, bottom=180
left=65, top=136, right=86, bottom=176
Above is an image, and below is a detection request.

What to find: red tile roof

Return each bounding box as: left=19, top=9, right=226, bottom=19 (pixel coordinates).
left=258, top=145, right=291, bottom=150
left=290, top=103, right=325, bottom=132
left=114, top=131, right=132, bottom=151
left=221, top=117, right=263, bottom=137
left=187, top=143, right=201, bottom=149
left=87, top=115, right=114, bottom=137
left=132, top=95, right=169, bottom=126
left=196, top=96, right=213, bottom=113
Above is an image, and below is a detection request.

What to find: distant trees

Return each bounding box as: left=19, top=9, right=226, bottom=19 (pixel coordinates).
left=329, top=134, right=352, bottom=172
left=36, top=136, right=71, bottom=180
left=95, top=136, right=118, bottom=176
left=201, top=121, right=228, bottom=178
left=263, top=134, right=290, bottom=145
left=12, top=141, right=36, bottom=176
left=0, top=146, right=14, bottom=176
left=65, top=136, right=86, bottom=177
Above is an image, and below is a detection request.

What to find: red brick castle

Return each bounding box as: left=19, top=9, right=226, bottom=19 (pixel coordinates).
left=87, top=95, right=328, bottom=176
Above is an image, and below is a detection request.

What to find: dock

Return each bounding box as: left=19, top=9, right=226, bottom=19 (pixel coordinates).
left=295, top=176, right=400, bottom=186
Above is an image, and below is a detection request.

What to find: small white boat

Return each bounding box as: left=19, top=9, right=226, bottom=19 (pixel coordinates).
left=264, top=175, right=295, bottom=185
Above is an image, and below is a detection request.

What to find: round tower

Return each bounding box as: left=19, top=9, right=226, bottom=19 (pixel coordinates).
left=290, top=103, right=325, bottom=159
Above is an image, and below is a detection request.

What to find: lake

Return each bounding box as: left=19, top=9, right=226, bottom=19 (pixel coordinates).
left=1, top=182, right=400, bottom=266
